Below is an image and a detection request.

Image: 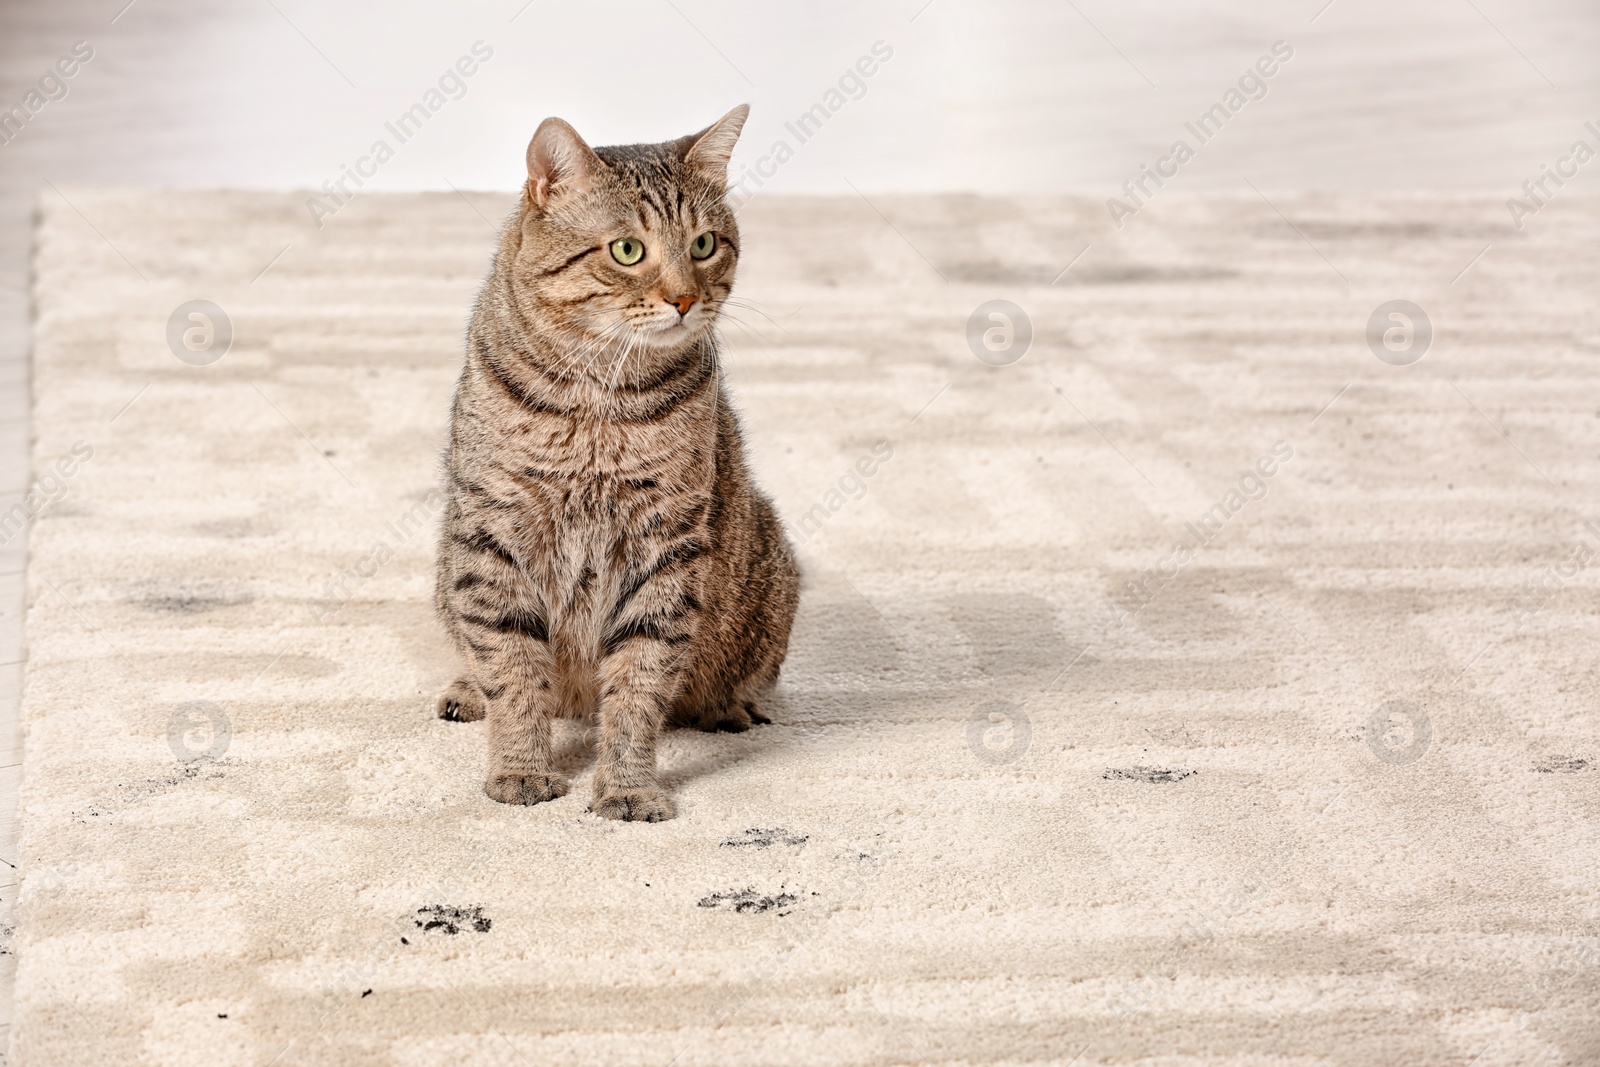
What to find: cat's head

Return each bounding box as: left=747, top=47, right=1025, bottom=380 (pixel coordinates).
left=509, top=106, right=748, bottom=367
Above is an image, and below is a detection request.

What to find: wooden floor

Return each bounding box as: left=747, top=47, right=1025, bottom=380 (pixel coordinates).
left=0, top=0, right=1595, bottom=1057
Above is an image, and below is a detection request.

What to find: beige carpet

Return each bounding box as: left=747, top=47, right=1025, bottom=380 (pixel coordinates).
left=13, top=188, right=1600, bottom=1065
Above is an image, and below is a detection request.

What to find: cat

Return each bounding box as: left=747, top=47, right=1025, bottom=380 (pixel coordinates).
left=433, top=105, right=799, bottom=823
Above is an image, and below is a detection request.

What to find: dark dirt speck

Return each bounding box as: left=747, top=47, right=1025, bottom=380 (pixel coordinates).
left=1533, top=756, right=1590, bottom=774
left=414, top=904, right=491, bottom=934
left=721, top=827, right=808, bottom=849
left=697, top=888, right=799, bottom=914
left=1104, top=766, right=1196, bottom=784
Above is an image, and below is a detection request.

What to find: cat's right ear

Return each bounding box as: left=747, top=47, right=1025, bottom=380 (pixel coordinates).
left=525, top=118, right=603, bottom=208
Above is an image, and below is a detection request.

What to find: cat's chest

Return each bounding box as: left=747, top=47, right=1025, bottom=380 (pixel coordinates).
left=500, top=416, right=707, bottom=493
left=475, top=412, right=711, bottom=548
left=512, top=427, right=711, bottom=614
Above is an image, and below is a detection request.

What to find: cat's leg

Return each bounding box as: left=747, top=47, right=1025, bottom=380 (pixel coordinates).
left=590, top=635, right=680, bottom=821
left=441, top=533, right=567, bottom=805
left=672, top=506, right=794, bottom=734
left=590, top=585, right=700, bottom=820
left=478, top=639, right=569, bottom=805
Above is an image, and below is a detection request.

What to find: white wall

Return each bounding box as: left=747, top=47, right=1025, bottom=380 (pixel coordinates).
left=4, top=0, right=1597, bottom=197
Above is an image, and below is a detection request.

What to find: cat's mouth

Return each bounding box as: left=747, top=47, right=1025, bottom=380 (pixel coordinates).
left=637, top=310, right=705, bottom=340
left=585, top=306, right=711, bottom=355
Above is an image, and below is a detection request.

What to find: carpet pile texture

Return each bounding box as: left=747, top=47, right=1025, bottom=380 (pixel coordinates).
left=12, top=189, right=1600, bottom=1065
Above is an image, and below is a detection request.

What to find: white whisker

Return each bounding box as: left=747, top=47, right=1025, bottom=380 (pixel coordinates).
left=720, top=299, right=791, bottom=334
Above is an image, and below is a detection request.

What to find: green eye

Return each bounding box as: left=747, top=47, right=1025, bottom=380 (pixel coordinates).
left=690, top=232, right=716, bottom=260
left=610, top=237, right=645, bottom=265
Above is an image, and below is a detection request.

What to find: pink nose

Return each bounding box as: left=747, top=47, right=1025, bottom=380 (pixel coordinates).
left=666, top=294, right=697, bottom=316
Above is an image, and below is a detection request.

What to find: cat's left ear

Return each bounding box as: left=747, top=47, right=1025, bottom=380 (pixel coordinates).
left=681, top=104, right=750, bottom=179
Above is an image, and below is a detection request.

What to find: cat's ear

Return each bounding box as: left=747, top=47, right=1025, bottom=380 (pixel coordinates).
left=681, top=104, right=749, bottom=178
left=525, top=118, right=603, bottom=208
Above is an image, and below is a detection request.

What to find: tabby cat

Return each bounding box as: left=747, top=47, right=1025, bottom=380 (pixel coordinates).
left=434, top=106, right=799, bottom=822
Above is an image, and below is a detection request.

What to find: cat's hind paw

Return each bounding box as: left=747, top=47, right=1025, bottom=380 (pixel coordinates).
left=684, top=700, right=770, bottom=733
left=437, top=679, right=485, bottom=722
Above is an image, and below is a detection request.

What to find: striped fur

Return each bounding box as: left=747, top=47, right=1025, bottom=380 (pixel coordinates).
left=434, top=107, right=798, bottom=821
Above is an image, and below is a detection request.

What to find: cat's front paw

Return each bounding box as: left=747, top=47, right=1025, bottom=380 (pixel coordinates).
left=485, top=772, right=569, bottom=805
left=589, top=787, right=675, bottom=822
left=437, top=679, right=485, bottom=722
